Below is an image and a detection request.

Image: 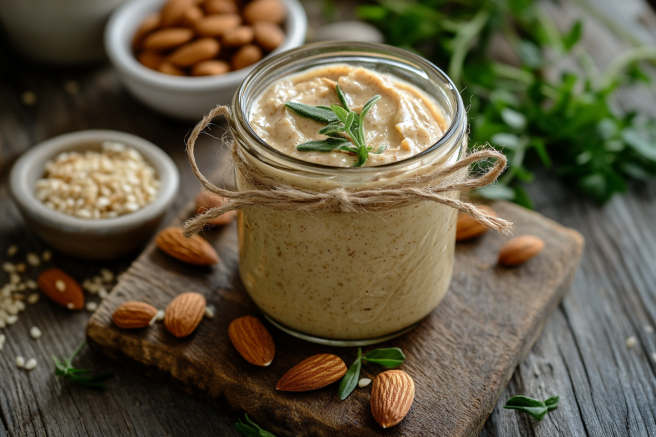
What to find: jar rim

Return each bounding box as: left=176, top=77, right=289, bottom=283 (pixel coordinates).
left=231, top=41, right=465, bottom=174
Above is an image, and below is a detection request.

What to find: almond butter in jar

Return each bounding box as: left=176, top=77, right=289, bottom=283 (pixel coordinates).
left=228, top=42, right=467, bottom=345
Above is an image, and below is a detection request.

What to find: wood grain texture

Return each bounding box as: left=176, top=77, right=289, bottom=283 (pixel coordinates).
left=85, top=200, right=583, bottom=437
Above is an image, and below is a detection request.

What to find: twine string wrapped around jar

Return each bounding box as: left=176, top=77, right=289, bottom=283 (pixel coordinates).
left=183, top=105, right=513, bottom=238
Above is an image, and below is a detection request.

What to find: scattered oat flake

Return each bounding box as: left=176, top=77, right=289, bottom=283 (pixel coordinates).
left=626, top=336, right=637, bottom=348
left=7, top=245, right=18, bottom=257
left=155, top=309, right=165, bottom=322
left=6, top=315, right=18, bottom=325
left=10, top=273, right=20, bottom=285
left=66, top=303, right=74, bottom=310
left=98, top=288, right=108, bottom=299
left=15, top=263, right=26, bottom=273
left=21, top=91, right=37, bottom=106
left=26, top=280, right=37, bottom=290
left=55, top=280, right=66, bottom=292
left=42, top=250, right=52, bottom=262
left=204, top=306, right=215, bottom=319
left=30, top=326, right=42, bottom=339
left=86, top=301, right=98, bottom=312
left=27, top=253, right=40, bottom=266
left=644, top=325, right=654, bottom=334
left=16, top=356, right=25, bottom=367
left=100, top=268, right=114, bottom=283
left=27, top=293, right=40, bottom=304
left=358, top=378, right=372, bottom=388
left=25, top=358, right=37, bottom=370
left=2, top=262, right=15, bottom=273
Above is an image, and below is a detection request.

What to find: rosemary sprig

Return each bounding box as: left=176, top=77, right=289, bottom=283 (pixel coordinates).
left=338, top=347, right=406, bottom=400
left=52, top=342, right=113, bottom=389
left=284, top=84, right=382, bottom=167
left=235, top=414, right=277, bottom=437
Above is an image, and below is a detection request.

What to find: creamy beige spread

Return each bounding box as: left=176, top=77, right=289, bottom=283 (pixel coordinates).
left=249, top=64, right=448, bottom=167
left=238, top=63, right=460, bottom=340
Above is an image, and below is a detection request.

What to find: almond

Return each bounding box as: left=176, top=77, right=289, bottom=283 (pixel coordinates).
left=181, top=5, right=204, bottom=26
left=229, top=315, right=275, bottom=366
left=191, top=60, right=230, bottom=76
left=456, top=205, right=497, bottom=241
left=371, top=370, right=415, bottom=429
left=156, top=226, right=220, bottom=265
left=143, top=28, right=195, bottom=50
left=253, top=22, right=284, bottom=52
left=160, top=0, right=193, bottom=27
left=168, top=38, right=220, bottom=67
left=231, top=44, right=262, bottom=70
left=195, top=14, right=242, bottom=37
left=204, top=0, right=238, bottom=15
left=112, top=302, right=158, bottom=329
left=276, top=354, right=347, bottom=392
left=164, top=292, right=206, bottom=338
left=138, top=51, right=166, bottom=70
left=196, top=191, right=236, bottom=225
left=243, top=0, right=286, bottom=25
left=498, top=235, right=545, bottom=266
left=37, top=268, right=84, bottom=310
left=132, top=13, right=161, bottom=48
left=222, top=26, right=254, bottom=47
left=157, top=61, right=186, bottom=76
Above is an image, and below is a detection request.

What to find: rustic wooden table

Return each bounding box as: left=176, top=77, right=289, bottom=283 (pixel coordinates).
left=1, top=0, right=656, bottom=436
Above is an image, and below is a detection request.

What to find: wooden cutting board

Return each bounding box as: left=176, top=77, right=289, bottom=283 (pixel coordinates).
left=86, top=200, right=583, bottom=437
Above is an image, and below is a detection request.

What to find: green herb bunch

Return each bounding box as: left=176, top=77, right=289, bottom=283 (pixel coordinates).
left=52, top=342, right=113, bottom=389
left=358, top=0, right=656, bottom=205
left=285, top=84, right=382, bottom=167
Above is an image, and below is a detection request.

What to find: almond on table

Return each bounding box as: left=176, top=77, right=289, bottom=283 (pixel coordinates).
left=228, top=316, right=275, bottom=367
left=498, top=235, right=545, bottom=266
left=38, top=268, right=84, bottom=310
left=195, top=191, right=236, bottom=226
left=456, top=205, right=497, bottom=241
left=155, top=226, right=220, bottom=266
left=164, top=292, right=206, bottom=338
left=112, top=302, right=158, bottom=329
left=276, top=354, right=347, bottom=392
left=371, top=370, right=415, bottom=429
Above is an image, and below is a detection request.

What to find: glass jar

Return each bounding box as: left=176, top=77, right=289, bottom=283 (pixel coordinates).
left=228, top=42, right=467, bottom=346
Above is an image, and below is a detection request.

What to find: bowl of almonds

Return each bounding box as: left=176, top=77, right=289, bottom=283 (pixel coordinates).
left=9, top=130, right=179, bottom=260
left=105, top=0, right=306, bottom=120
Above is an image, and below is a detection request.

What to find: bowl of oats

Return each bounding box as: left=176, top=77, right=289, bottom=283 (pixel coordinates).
left=9, top=130, right=179, bottom=260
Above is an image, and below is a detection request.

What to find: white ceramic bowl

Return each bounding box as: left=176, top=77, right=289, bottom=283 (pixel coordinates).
left=105, top=0, right=307, bottom=121
left=10, top=130, right=180, bottom=260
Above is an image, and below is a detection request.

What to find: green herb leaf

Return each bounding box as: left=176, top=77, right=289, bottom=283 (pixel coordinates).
left=52, top=342, right=113, bottom=389
left=362, top=348, right=406, bottom=368
left=338, top=348, right=362, bottom=400
left=285, top=102, right=338, bottom=124
left=297, top=138, right=351, bottom=152
left=359, top=95, right=381, bottom=143
left=331, top=104, right=349, bottom=123
left=336, top=84, right=350, bottom=111
left=235, top=414, right=277, bottom=437
left=503, top=395, right=559, bottom=421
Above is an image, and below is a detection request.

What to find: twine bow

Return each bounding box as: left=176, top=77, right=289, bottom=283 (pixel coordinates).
left=183, top=105, right=513, bottom=237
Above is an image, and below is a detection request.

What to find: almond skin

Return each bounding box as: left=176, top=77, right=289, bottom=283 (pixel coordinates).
left=156, top=226, right=220, bottom=266
left=164, top=292, right=206, bottom=338
left=168, top=38, right=220, bottom=67
left=498, top=235, right=545, bottom=266
left=204, top=0, right=238, bottom=15
left=276, top=354, right=347, bottom=392
left=222, top=25, right=254, bottom=47
left=195, top=14, right=242, bottom=37
left=37, top=268, right=84, bottom=310
left=132, top=13, right=161, bottom=48
left=231, top=44, right=262, bottom=70
left=112, top=302, right=158, bottom=329
left=253, top=22, right=284, bottom=51
left=160, top=0, right=193, bottom=27
left=138, top=51, right=166, bottom=70
left=456, top=205, right=497, bottom=241
left=243, top=0, right=286, bottom=24
left=196, top=191, right=236, bottom=226
left=143, top=28, right=194, bottom=50
left=191, top=60, right=230, bottom=76
left=371, top=370, right=415, bottom=429
left=229, top=316, right=275, bottom=366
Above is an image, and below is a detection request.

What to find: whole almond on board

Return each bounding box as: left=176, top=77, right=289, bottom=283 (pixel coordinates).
left=160, top=0, right=193, bottom=27
left=205, top=0, right=238, bottom=14
left=133, top=13, right=161, bottom=48
left=276, top=354, right=347, bottom=392
left=456, top=205, right=497, bottom=241
left=164, top=292, right=206, bottom=338
left=229, top=316, right=275, bottom=366
left=191, top=60, right=230, bottom=76
left=196, top=191, right=236, bottom=225
left=253, top=22, right=284, bottom=51
left=143, top=28, right=195, bottom=50
left=168, top=38, right=220, bottom=67
left=371, top=370, right=415, bottom=429
left=222, top=26, right=254, bottom=47
left=156, top=226, right=220, bottom=265
left=181, top=6, right=204, bottom=26
left=195, top=14, right=242, bottom=37
left=38, top=268, right=84, bottom=310
left=243, top=0, right=286, bottom=24
left=138, top=51, right=166, bottom=70
left=157, top=62, right=186, bottom=76
left=498, top=235, right=545, bottom=266
left=112, top=302, right=158, bottom=329
left=232, top=44, right=262, bottom=70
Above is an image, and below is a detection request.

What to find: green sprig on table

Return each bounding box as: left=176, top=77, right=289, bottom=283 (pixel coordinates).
left=52, top=342, right=114, bottom=389
left=338, top=347, right=406, bottom=400
left=235, top=414, right=277, bottom=437
left=358, top=0, right=656, bottom=205
left=285, top=84, right=382, bottom=167
left=504, top=395, right=560, bottom=421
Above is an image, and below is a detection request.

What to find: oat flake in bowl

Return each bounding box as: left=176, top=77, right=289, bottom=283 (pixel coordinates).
left=36, top=141, right=160, bottom=219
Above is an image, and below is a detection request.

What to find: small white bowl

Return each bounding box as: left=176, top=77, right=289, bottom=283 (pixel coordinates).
left=10, top=130, right=179, bottom=260
left=105, top=0, right=307, bottom=121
